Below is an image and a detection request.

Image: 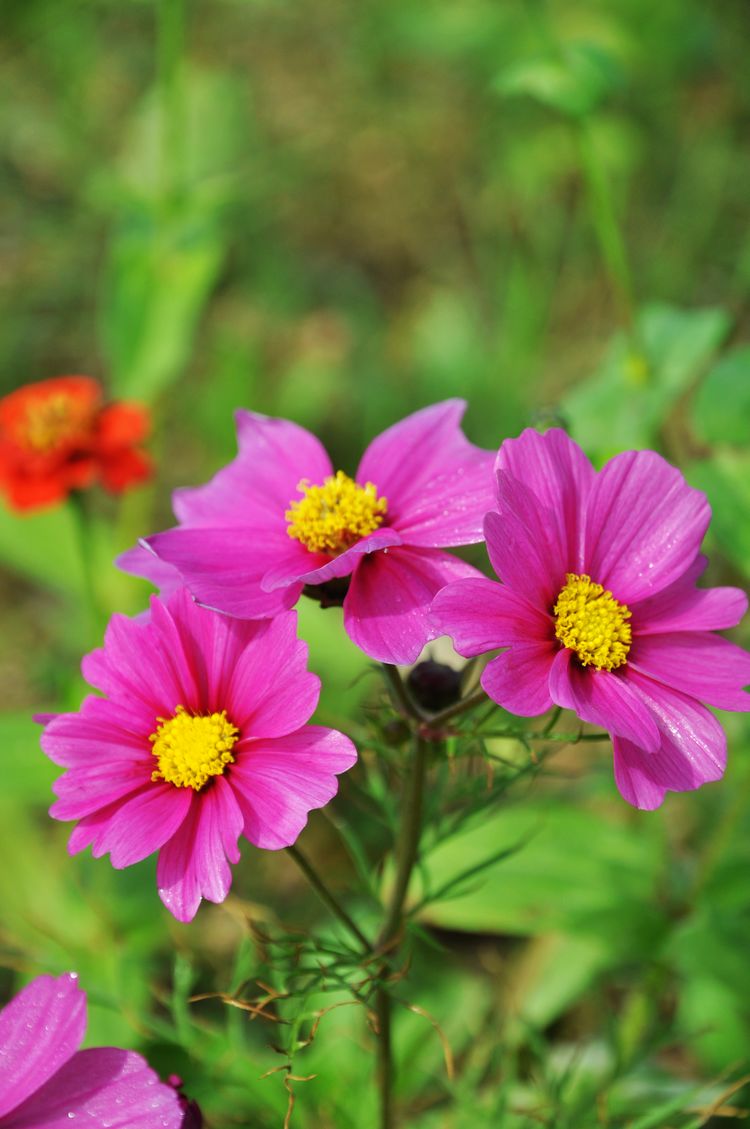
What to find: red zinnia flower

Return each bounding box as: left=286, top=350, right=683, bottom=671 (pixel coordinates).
left=0, top=376, right=152, bottom=512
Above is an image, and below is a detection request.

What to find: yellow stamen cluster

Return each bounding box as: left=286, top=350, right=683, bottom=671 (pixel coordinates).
left=150, top=705, right=239, bottom=791
left=285, top=470, right=388, bottom=554
left=554, top=572, right=632, bottom=671
left=22, top=393, right=84, bottom=453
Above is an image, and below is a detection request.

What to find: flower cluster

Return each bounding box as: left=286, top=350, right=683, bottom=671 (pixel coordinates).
left=0, top=376, right=151, bottom=511
left=31, top=399, right=750, bottom=1120
left=39, top=405, right=750, bottom=933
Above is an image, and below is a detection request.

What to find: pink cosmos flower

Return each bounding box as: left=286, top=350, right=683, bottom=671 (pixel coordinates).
left=0, top=972, right=183, bottom=1128
left=138, top=400, right=495, bottom=664
left=433, top=428, right=750, bottom=809
left=40, top=588, right=357, bottom=921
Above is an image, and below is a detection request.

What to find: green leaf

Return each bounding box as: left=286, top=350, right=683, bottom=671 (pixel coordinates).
left=562, top=304, right=731, bottom=460
left=626, top=1080, right=712, bottom=1129
left=0, top=504, right=83, bottom=594
left=115, top=69, right=247, bottom=207
left=669, top=904, right=750, bottom=1071
left=101, top=203, right=225, bottom=402
left=688, top=451, right=750, bottom=577
left=412, top=800, right=666, bottom=957
left=495, top=43, right=620, bottom=119
left=507, top=933, right=612, bottom=1029
left=691, top=345, right=750, bottom=447
left=0, top=712, right=57, bottom=803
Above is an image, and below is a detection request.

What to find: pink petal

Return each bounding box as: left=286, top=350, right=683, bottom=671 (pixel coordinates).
left=548, top=649, right=660, bottom=751
left=173, top=409, right=333, bottom=529
left=632, top=556, right=748, bottom=634
left=162, top=593, right=288, bottom=714
left=261, top=527, right=402, bottom=591
left=3, top=1048, right=183, bottom=1129
left=69, top=784, right=192, bottom=868
left=485, top=485, right=565, bottom=609
left=157, top=777, right=244, bottom=922
left=343, top=546, right=481, bottom=664
left=115, top=544, right=182, bottom=600
left=495, top=428, right=594, bottom=573
left=432, top=577, right=552, bottom=656
left=51, top=758, right=151, bottom=821
left=0, top=974, right=85, bottom=1119
left=612, top=673, right=727, bottom=809
left=82, top=600, right=201, bottom=716
left=611, top=742, right=668, bottom=811
left=629, top=632, right=750, bottom=712
left=40, top=700, right=155, bottom=768
left=144, top=528, right=300, bottom=619
left=584, top=449, right=710, bottom=604
left=356, top=400, right=495, bottom=547
left=224, top=613, right=321, bottom=737
left=230, top=726, right=357, bottom=849
left=480, top=644, right=557, bottom=715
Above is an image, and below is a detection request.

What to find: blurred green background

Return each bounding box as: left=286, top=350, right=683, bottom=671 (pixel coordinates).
left=1, top=0, right=750, bottom=1125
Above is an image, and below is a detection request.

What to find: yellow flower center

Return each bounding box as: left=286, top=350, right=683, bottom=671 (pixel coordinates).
left=554, top=572, right=632, bottom=671
left=22, top=393, right=88, bottom=453
left=150, top=705, right=239, bottom=791
left=285, top=470, right=388, bottom=554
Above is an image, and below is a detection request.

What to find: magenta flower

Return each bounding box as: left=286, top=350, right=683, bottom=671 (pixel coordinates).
left=433, top=428, right=750, bottom=809
left=138, top=400, right=495, bottom=664
left=0, top=973, right=183, bottom=1128
left=40, top=589, right=357, bottom=921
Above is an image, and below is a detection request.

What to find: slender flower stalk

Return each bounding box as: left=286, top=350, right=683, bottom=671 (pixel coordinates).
left=576, top=119, right=637, bottom=340
left=375, top=659, right=465, bottom=1129
left=377, top=734, right=430, bottom=951
left=286, top=844, right=371, bottom=953
left=375, top=732, right=431, bottom=1129
left=157, top=0, right=186, bottom=206
left=68, top=490, right=106, bottom=638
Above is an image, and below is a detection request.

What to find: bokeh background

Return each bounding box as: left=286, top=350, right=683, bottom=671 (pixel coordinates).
left=1, top=1, right=750, bottom=1125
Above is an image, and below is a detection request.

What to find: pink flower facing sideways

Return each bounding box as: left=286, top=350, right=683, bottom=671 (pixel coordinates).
left=40, top=588, right=357, bottom=921
left=136, top=400, right=495, bottom=664
left=0, top=973, right=183, bottom=1128
left=433, top=428, right=750, bottom=809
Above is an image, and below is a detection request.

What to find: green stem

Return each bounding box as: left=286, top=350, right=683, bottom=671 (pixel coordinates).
left=383, top=664, right=489, bottom=731
left=378, top=734, right=430, bottom=948
left=68, top=492, right=104, bottom=637
left=425, top=686, right=488, bottom=730
left=375, top=732, right=431, bottom=1129
left=377, top=662, right=481, bottom=1125
left=541, top=705, right=562, bottom=736
left=576, top=118, right=638, bottom=342
left=285, top=844, right=371, bottom=954
left=375, top=986, right=394, bottom=1129
left=157, top=0, right=186, bottom=205
left=476, top=727, right=609, bottom=743
left=382, top=663, right=417, bottom=720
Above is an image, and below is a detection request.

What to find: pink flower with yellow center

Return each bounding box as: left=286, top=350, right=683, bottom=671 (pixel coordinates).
left=40, top=589, right=357, bottom=921
left=0, top=973, right=183, bottom=1127
left=136, top=400, right=495, bottom=664
left=433, top=428, right=750, bottom=809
